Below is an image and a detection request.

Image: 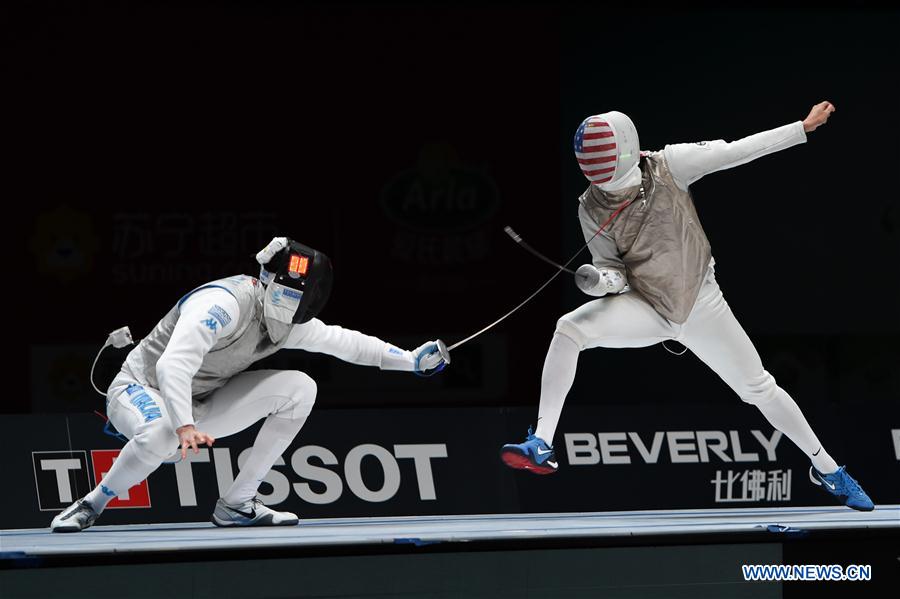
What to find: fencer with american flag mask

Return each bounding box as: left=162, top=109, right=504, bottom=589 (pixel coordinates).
left=51, top=237, right=448, bottom=532
left=500, top=101, right=874, bottom=511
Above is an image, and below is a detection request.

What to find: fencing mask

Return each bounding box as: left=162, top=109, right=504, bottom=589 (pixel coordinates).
left=573, top=111, right=641, bottom=192
left=257, top=238, right=333, bottom=337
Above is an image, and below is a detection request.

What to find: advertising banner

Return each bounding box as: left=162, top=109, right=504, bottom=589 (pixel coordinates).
left=2, top=404, right=897, bottom=530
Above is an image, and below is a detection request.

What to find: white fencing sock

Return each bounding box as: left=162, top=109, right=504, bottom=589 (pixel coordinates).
left=222, top=414, right=305, bottom=505
left=534, top=333, right=580, bottom=446
left=756, top=392, right=839, bottom=474
left=84, top=440, right=162, bottom=512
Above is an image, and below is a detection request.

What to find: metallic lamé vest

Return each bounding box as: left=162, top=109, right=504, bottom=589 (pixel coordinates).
left=120, top=275, right=289, bottom=399
left=579, top=152, right=712, bottom=324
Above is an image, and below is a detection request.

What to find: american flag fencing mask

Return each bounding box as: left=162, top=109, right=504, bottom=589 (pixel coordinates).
left=573, top=111, right=640, bottom=189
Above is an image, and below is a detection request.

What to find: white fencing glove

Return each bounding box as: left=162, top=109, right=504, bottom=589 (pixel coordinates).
left=379, top=340, right=448, bottom=376
left=575, top=264, right=626, bottom=297
left=413, top=340, right=448, bottom=376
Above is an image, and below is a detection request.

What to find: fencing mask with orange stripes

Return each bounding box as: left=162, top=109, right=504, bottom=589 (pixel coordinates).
left=257, top=237, right=334, bottom=327
left=573, top=111, right=641, bottom=192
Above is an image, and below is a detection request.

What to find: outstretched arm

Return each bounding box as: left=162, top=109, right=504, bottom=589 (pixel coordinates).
left=664, top=101, right=835, bottom=190
left=285, top=318, right=445, bottom=374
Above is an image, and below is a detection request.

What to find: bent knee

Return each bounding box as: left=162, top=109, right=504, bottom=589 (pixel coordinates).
left=555, top=313, right=587, bottom=350
left=281, top=371, right=317, bottom=419
left=735, top=370, right=781, bottom=406
left=132, top=421, right=178, bottom=461
left=287, top=371, right=317, bottom=400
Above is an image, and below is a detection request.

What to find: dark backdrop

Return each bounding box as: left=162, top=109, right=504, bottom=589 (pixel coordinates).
left=8, top=3, right=899, bottom=423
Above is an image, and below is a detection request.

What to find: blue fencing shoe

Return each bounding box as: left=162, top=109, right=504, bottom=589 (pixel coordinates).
left=500, top=426, right=558, bottom=475
left=809, top=466, right=874, bottom=511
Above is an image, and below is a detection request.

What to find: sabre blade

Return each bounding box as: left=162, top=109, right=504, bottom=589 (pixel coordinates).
left=504, top=226, right=576, bottom=275
left=449, top=201, right=634, bottom=352
left=446, top=266, right=567, bottom=351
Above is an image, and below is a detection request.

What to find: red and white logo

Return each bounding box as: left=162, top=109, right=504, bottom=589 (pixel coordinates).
left=90, top=449, right=152, bottom=509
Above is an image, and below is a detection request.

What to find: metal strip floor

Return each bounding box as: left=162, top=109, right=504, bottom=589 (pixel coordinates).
left=2, top=505, right=897, bottom=557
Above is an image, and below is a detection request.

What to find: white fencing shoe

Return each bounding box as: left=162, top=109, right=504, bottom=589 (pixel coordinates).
left=51, top=499, right=100, bottom=533
left=211, top=497, right=299, bottom=527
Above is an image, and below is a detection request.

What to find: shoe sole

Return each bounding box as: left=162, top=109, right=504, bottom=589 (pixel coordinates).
left=500, top=448, right=557, bottom=475
left=51, top=524, right=88, bottom=533
left=210, top=513, right=298, bottom=527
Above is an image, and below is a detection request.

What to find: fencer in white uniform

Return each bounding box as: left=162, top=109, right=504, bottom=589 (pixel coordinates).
left=500, top=102, right=874, bottom=511
left=52, top=237, right=448, bottom=531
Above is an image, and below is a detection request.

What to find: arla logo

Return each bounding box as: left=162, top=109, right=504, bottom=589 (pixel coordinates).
left=381, top=143, right=499, bottom=233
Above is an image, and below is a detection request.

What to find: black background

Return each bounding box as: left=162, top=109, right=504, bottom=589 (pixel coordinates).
left=7, top=2, right=899, bottom=428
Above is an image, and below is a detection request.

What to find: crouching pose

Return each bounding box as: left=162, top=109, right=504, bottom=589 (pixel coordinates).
left=52, top=237, right=447, bottom=531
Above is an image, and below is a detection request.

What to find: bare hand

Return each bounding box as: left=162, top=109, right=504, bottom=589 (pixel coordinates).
left=802, top=101, right=835, bottom=133
left=176, top=424, right=215, bottom=459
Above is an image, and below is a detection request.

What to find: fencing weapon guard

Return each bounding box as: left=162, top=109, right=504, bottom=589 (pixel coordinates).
left=436, top=339, right=451, bottom=364
left=415, top=339, right=452, bottom=377
left=505, top=195, right=688, bottom=359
